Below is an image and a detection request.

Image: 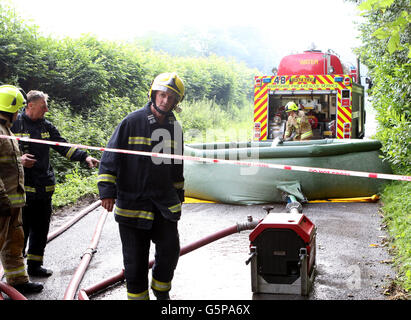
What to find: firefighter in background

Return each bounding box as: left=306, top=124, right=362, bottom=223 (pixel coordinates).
left=0, top=85, right=43, bottom=293
left=283, top=101, right=313, bottom=141
left=11, top=90, right=99, bottom=277
left=98, top=72, right=185, bottom=300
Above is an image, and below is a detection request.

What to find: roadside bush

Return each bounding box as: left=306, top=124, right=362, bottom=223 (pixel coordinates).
left=53, top=170, right=98, bottom=208
left=380, top=181, right=411, bottom=293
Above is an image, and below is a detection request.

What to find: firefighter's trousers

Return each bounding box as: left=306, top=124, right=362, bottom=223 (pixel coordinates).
left=118, top=209, right=180, bottom=299
left=0, top=207, right=29, bottom=285
left=22, top=197, right=52, bottom=267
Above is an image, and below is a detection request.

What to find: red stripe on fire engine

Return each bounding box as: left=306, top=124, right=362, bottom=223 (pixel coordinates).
left=254, top=101, right=267, bottom=122
left=339, top=107, right=352, bottom=121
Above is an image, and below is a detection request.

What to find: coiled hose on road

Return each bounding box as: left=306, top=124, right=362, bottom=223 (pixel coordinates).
left=0, top=200, right=101, bottom=300
left=78, top=217, right=260, bottom=300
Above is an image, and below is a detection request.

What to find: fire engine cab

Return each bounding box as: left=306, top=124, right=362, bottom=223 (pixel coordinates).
left=253, top=50, right=365, bottom=140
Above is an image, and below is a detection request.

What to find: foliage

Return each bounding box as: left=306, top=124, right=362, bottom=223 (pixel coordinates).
left=53, top=169, right=98, bottom=208
left=354, top=0, right=410, bottom=175
left=46, top=96, right=139, bottom=182
left=177, top=98, right=253, bottom=143
left=380, top=181, right=411, bottom=292
left=354, top=0, right=411, bottom=294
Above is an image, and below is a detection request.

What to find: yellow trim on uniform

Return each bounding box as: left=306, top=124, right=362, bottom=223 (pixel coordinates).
left=24, top=186, right=36, bottom=193
left=151, top=277, right=171, bottom=292
left=8, top=193, right=25, bottom=206
left=168, top=203, right=181, bottom=213
left=27, top=254, right=43, bottom=262
left=0, top=156, right=14, bottom=163
left=173, top=181, right=184, bottom=189
left=65, top=147, right=77, bottom=160
left=114, top=207, right=154, bottom=220
left=127, top=290, right=149, bottom=300
left=97, top=174, right=116, bottom=184
left=4, top=265, right=27, bottom=279
left=45, top=185, right=55, bottom=192
left=128, top=136, right=151, bottom=146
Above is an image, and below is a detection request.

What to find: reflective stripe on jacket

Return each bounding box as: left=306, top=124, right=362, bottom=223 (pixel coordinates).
left=0, top=115, right=25, bottom=208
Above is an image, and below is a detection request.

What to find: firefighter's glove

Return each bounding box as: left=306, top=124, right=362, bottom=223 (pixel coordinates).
left=0, top=194, right=12, bottom=216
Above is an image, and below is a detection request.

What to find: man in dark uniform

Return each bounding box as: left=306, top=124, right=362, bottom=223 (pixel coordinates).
left=11, top=90, right=99, bottom=277
left=98, top=73, right=185, bottom=300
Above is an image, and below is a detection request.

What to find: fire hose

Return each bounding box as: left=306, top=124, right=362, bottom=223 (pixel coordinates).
left=63, top=208, right=108, bottom=300
left=0, top=281, right=28, bottom=300
left=78, top=216, right=260, bottom=300
left=0, top=200, right=100, bottom=300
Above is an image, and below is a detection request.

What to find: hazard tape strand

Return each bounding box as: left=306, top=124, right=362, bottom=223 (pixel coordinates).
left=1, top=134, right=410, bottom=182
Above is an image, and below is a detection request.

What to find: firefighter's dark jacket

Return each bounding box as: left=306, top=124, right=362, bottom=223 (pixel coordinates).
left=11, top=110, right=89, bottom=199
left=97, top=103, right=184, bottom=229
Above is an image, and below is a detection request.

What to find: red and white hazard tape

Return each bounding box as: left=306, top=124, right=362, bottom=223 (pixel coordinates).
left=1, top=134, right=410, bottom=182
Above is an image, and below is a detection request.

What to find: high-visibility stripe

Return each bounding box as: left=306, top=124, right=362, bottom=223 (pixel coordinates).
left=254, top=80, right=269, bottom=140
left=8, top=193, right=25, bottom=206
left=97, top=174, right=116, bottom=184
left=173, top=181, right=184, bottom=189
left=128, top=290, right=149, bottom=300
left=27, top=254, right=43, bottom=262
left=45, top=185, right=55, bottom=192
left=114, top=207, right=154, bottom=220
left=14, top=133, right=30, bottom=138
left=128, top=136, right=151, bottom=145
left=0, top=156, right=14, bottom=163
left=301, top=130, right=313, bottom=139
left=65, top=146, right=77, bottom=160
left=151, top=278, right=171, bottom=292
left=25, top=186, right=36, bottom=193
left=4, top=266, right=27, bottom=279
left=24, top=185, right=55, bottom=193
left=168, top=203, right=181, bottom=213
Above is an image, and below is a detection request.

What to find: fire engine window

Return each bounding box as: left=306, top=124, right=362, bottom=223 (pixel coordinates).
left=342, top=89, right=350, bottom=99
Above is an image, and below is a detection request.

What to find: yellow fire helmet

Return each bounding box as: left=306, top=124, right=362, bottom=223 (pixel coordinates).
left=0, top=85, right=26, bottom=114
left=285, top=101, right=299, bottom=113
left=148, top=72, right=185, bottom=107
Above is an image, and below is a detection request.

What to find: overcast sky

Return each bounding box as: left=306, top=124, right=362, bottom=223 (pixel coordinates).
left=9, top=0, right=363, bottom=65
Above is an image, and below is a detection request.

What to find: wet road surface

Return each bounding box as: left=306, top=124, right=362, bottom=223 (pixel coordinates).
left=16, top=199, right=396, bottom=301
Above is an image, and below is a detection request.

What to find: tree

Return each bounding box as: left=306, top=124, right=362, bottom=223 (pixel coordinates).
left=355, top=0, right=410, bottom=174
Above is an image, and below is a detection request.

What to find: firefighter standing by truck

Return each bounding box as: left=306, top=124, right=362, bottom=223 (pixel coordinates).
left=0, top=85, right=43, bottom=294
left=98, top=72, right=185, bottom=300
left=11, top=90, right=99, bottom=278
left=283, top=101, right=313, bottom=141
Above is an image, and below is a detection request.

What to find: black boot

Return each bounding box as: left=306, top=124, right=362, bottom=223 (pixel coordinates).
left=12, top=281, right=44, bottom=294
left=152, top=289, right=170, bottom=300
left=28, top=262, right=53, bottom=277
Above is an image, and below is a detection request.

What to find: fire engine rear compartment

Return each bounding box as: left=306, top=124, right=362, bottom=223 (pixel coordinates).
left=268, top=91, right=338, bottom=140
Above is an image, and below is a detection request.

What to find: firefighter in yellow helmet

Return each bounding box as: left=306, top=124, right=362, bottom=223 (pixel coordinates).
left=148, top=72, right=185, bottom=117
left=0, top=85, right=43, bottom=294
left=98, top=72, right=185, bottom=300
left=283, top=101, right=313, bottom=141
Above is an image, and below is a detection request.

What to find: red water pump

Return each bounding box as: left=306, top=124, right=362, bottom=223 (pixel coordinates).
left=247, top=196, right=316, bottom=296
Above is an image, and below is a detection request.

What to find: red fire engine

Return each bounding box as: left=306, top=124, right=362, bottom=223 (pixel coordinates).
left=253, top=50, right=365, bottom=140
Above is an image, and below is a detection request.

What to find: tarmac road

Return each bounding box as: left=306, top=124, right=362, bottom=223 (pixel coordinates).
left=18, top=199, right=396, bottom=301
